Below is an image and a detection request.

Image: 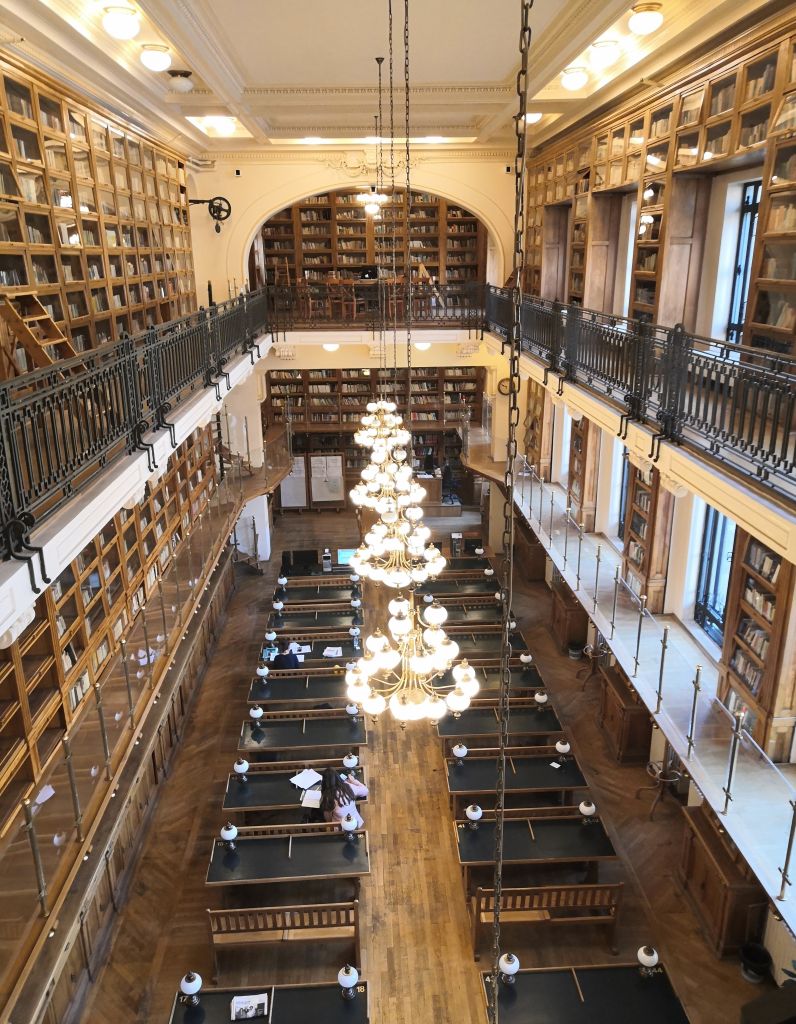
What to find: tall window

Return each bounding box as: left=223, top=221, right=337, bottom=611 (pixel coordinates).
left=726, top=181, right=761, bottom=345
left=617, top=452, right=630, bottom=541
left=694, top=507, right=736, bottom=645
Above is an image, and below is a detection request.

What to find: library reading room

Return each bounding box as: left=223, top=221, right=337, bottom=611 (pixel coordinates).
left=1, top=1, right=796, bottom=1022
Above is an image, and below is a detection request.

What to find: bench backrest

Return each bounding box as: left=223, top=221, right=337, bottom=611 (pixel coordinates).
left=475, top=883, right=623, bottom=914
left=208, top=900, right=358, bottom=937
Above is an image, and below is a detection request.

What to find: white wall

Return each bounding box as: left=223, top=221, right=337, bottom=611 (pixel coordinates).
left=236, top=494, right=271, bottom=562
left=188, top=149, right=516, bottom=302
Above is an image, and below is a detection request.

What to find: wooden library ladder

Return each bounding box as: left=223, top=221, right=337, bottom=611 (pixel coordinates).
left=0, top=292, right=80, bottom=377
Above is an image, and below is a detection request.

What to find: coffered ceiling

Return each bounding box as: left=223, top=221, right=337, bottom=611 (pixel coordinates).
left=0, top=0, right=785, bottom=156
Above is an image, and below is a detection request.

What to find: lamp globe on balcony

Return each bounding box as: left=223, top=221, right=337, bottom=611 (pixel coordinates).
left=499, top=952, right=520, bottom=984
left=555, top=739, right=571, bottom=756
left=220, top=822, right=238, bottom=849
left=338, top=963, right=359, bottom=999
left=249, top=704, right=264, bottom=722
left=179, top=971, right=203, bottom=1006
left=256, top=662, right=269, bottom=678
left=340, top=813, right=358, bottom=842
left=534, top=690, right=549, bottom=707
left=465, top=804, right=483, bottom=830
left=452, top=742, right=468, bottom=765
left=343, top=751, right=359, bottom=769
left=233, top=758, right=249, bottom=783
left=579, top=799, right=597, bottom=823
left=637, top=945, right=659, bottom=976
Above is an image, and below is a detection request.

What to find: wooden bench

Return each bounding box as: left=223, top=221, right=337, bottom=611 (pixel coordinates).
left=470, top=883, right=623, bottom=958
left=207, top=900, right=360, bottom=979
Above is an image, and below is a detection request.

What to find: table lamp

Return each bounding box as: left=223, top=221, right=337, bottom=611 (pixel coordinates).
left=465, top=804, right=483, bottom=830
left=637, top=945, right=659, bottom=977
left=484, top=567, right=495, bottom=577
left=474, top=546, right=485, bottom=555
left=219, top=822, right=238, bottom=850
left=498, top=952, right=520, bottom=984
left=338, top=963, right=359, bottom=1000
left=519, top=652, right=533, bottom=665
left=343, top=752, right=359, bottom=769
left=234, top=757, right=249, bottom=783
left=555, top=739, right=571, bottom=761
left=452, top=742, right=468, bottom=766
left=272, top=600, right=284, bottom=611
left=265, top=630, right=277, bottom=643
left=256, top=662, right=269, bottom=678
left=349, top=626, right=361, bottom=650
left=534, top=690, right=549, bottom=708
left=341, top=813, right=358, bottom=843
left=423, top=593, right=434, bottom=603
left=275, top=575, right=288, bottom=598
left=179, top=971, right=202, bottom=1006
left=509, top=618, right=518, bottom=630
left=249, top=704, right=264, bottom=722
left=346, top=703, right=359, bottom=722
left=579, top=799, right=597, bottom=824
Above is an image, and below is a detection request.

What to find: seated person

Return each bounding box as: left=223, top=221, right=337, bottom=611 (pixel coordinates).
left=272, top=638, right=300, bottom=669
left=320, top=767, right=368, bottom=828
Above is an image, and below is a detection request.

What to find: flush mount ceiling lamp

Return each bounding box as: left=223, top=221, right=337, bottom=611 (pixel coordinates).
left=356, top=184, right=388, bottom=215
left=140, top=44, right=172, bottom=72
left=414, top=341, right=431, bottom=351
left=322, top=343, right=340, bottom=352
left=628, top=3, right=664, bottom=35
left=523, top=112, right=543, bottom=124
left=102, top=5, right=141, bottom=40
left=588, top=38, right=621, bottom=72
left=561, top=66, right=589, bottom=91
left=168, top=70, right=194, bottom=93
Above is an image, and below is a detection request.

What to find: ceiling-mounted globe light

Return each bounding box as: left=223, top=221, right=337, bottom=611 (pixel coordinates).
left=523, top=111, right=543, bottom=124
left=364, top=201, right=381, bottom=216
left=102, top=5, right=141, bottom=40
left=628, top=2, right=664, bottom=35
left=561, top=66, right=589, bottom=91
left=588, top=38, right=621, bottom=72
left=323, top=342, right=340, bottom=352
left=168, top=70, right=194, bottom=93
left=140, top=44, right=172, bottom=71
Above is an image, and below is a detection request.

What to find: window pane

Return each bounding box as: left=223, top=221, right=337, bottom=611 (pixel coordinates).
left=695, top=507, right=736, bottom=644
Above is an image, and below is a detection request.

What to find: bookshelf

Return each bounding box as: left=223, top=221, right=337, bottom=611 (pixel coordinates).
left=621, top=462, right=674, bottom=613
left=522, top=377, right=552, bottom=479
left=566, top=415, right=598, bottom=531
left=250, top=187, right=487, bottom=293
left=719, top=530, right=795, bottom=756
left=0, top=55, right=195, bottom=368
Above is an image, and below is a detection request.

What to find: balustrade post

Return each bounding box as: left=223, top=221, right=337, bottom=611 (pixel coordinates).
left=778, top=799, right=796, bottom=900
left=563, top=507, right=571, bottom=568
left=538, top=471, right=544, bottom=524
left=656, top=627, right=668, bottom=713
left=157, top=579, right=169, bottom=649
left=610, top=568, right=620, bottom=639
left=548, top=492, right=555, bottom=543
left=173, top=558, right=183, bottom=623
left=633, top=595, right=647, bottom=677
left=686, top=665, right=702, bottom=758
left=575, top=522, right=584, bottom=590
left=93, top=683, right=113, bottom=781
left=528, top=461, right=535, bottom=515
left=119, top=638, right=135, bottom=728
left=22, top=799, right=48, bottom=917
left=141, top=609, right=154, bottom=687
left=62, top=734, right=84, bottom=842
left=244, top=416, right=252, bottom=467
left=251, top=515, right=259, bottom=563
left=592, top=545, right=601, bottom=613
left=721, top=711, right=745, bottom=814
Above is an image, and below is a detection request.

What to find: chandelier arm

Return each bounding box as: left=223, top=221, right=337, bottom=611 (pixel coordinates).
left=489, top=2, right=533, bottom=1020
left=403, top=0, right=413, bottom=456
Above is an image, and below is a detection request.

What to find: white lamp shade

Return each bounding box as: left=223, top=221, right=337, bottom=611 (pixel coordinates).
left=474, top=546, right=485, bottom=555
left=555, top=740, right=571, bottom=755
left=140, top=45, right=172, bottom=71
left=452, top=660, right=474, bottom=684
left=452, top=743, right=468, bottom=759
left=579, top=800, right=597, bottom=817
left=277, top=575, right=288, bottom=585
left=102, top=5, right=141, bottom=40
left=423, top=602, right=448, bottom=626
left=423, top=593, right=434, bottom=604
left=265, top=631, right=277, bottom=641
left=351, top=598, right=362, bottom=608
left=561, top=66, right=589, bottom=91
left=628, top=3, right=663, bottom=35
left=637, top=945, right=659, bottom=968
left=347, top=680, right=370, bottom=703
left=365, top=631, right=388, bottom=654
left=499, top=953, right=520, bottom=976
left=519, top=653, right=533, bottom=664
left=220, top=822, right=238, bottom=842
left=256, top=663, right=269, bottom=677
left=446, top=689, right=470, bottom=713
left=180, top=972, right=202, bottom=996
left=484, top=567, right=495, bottom=577
left=234, top=758, right=249, bottom=775
left=426, top=697, right=448, bottom=721
left=349, top=626, right=361, bottom=637
left=338, top=964, right=359, bottom=988
left=466, top=804, right=483, bottom=822
left=340, top=813, right=358, bottom=833
left=350, top=574, right=360, bottom=583
left=345, top=703, right=359, bottom=717
left=534, top=691, right=549, bottom=705
left=343, top=752, right=359, bottom=768
left=249, top=705, right=264, bottom=720
left=362, top=691, right=387, bottom=715
left=272, top=600, right=284, bottom=611
left=388, top=596, right=410, bottom=617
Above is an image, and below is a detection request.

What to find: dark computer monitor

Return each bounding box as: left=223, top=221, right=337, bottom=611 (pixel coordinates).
left=360, top=265, right=378, bottom=280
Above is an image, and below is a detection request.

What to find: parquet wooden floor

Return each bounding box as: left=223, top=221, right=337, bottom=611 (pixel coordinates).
left=79, top=510, right=760, bottom=1024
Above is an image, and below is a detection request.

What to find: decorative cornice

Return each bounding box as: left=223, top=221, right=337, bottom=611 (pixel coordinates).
left=203, top=147, right=514, bottom=163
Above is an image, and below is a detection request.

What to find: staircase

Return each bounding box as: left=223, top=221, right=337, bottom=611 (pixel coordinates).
left=0, top=292, right=79, bottom=377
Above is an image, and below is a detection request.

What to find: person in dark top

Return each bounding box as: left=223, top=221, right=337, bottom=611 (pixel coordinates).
left=441, top=459, right=454, bottom=503
left=272, top=638, right=300, bottom=669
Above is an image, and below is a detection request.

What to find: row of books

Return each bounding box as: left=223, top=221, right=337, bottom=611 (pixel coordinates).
left=742, top=578, right=776, bottom=621
left=737, top=617, right=770, bottom=660
left=730, top=648, right=763, bottom=695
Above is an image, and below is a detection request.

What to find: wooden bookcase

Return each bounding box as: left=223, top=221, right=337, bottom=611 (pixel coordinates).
left=251, top=188, right=487, bottom=294
left=598, top=659, right=653, bottom=764
left=621, top=463, right=674, bottom=613
left=0, top=424, right=216, bottom=831
left=718, top=529, right=796, bottom=755
left=523, top=377, right=552, bottom=479
left=566, top=415, right=599, bottom=531
left=523, top=12, right=796, bottom=353
left=0, top=55, right=195, bottom=368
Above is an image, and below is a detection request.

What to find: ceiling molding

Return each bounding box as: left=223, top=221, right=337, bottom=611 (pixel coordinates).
left=202, top=147, right=514, bottom=163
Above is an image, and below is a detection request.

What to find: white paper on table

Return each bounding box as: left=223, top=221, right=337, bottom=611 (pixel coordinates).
left=549, top=761, right=561, bottom=770
left=34, top=784, right=55, bottom=805
left=301, top=788, right=322, bottom=808
left=296, top=654, right=304, bottom=662
left=298, top=645, right=312, bottom=653
left=289, top=768, right=323, bottom=789
left=323, top=646, right=342, bottom=657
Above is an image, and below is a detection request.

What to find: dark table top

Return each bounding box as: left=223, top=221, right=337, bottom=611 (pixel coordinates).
left=417, top=579, right=498, bottom=596
left=446, top=557, right=492, bottom=572
left=436, top=606, right=501, bottom=625
left=206, top=832, right=369, bottom=886
left=168, top=983, right=368, bottom=1024
left=268, top=610, right=356, bottom=630
left=437, top=707, right=561, bottom=738
left=456, top=816, right=617, bottom=865
left=435, top=665, right=544, bottom=690
left=222, top=769, right=366, bottom=812
left=260, top=640, right=361, bottom=666
left=447, top=755, right=586, bottom=794
left=450, top=633, right=528, bottom=655
left=481, top=966, right=688, bottom=1024
left=248, top=674, right=348, bottom=705
left=239, top=718, right=367, bottom=753
left=277, top=585, right=354, bottom=603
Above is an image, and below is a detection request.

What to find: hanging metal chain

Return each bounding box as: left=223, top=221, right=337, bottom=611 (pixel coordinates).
left=489, top=3, right=532, bottom=1022
left=376, top=57, right=387, bottom=369
left=388, top=0, right=399, bottom=390
left=403, top=0, right=413, bottom=436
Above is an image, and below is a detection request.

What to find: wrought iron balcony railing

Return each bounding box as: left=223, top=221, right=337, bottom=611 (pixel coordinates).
left=0, top=288, right=269, bottom=580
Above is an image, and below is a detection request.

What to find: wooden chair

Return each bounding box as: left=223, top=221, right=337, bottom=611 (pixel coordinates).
left=207, top=900, right=360, bottom=979
left=470, top=883, right=623, bottom=958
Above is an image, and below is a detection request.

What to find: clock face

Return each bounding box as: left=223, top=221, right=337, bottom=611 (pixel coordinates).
left=498, top=378, right=511, bottom=396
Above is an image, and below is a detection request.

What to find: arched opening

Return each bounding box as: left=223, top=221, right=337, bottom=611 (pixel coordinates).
left=246, top=186, right=490, bottom=294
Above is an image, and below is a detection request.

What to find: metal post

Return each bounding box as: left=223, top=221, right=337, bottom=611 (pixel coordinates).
left=656, top=627, right=669, bottom=714
left=538, top=470, right=543, bottom=525
left=244, top=415, right=252, bottom=467
left=575, top=522, right=584, bottom=590
left=778, top=799, right=796, bottom=900
left=528, top=462, right=535, bottom=516
left=721, top=711, right=744, bottom=814
left=610, top=567, right=620, bottom=639
left=157, top=579, right=169, bottom=648
left=686, top=665, right=702, bottom=757
left=563, top=507, right=571, bottom=568
left=119, top=638, right=135, bottom=728
left=173, top=556, right=183, bottom=622
left=593, top=545, right=601, bottom=613
left=633, top=595, right=647, bottom=677
left=548, top=491, right=555, bottom=543
left=62, top=734, right=84, bottom=842
left=187, top=530, right=194, bottom=588
left=251, top=515, right=259, bottom=563
left=93, top=684, right=112, bottom=780
left=22, top=799, right=48, bottom=916
left=140, top=610, right=154, bottom=687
